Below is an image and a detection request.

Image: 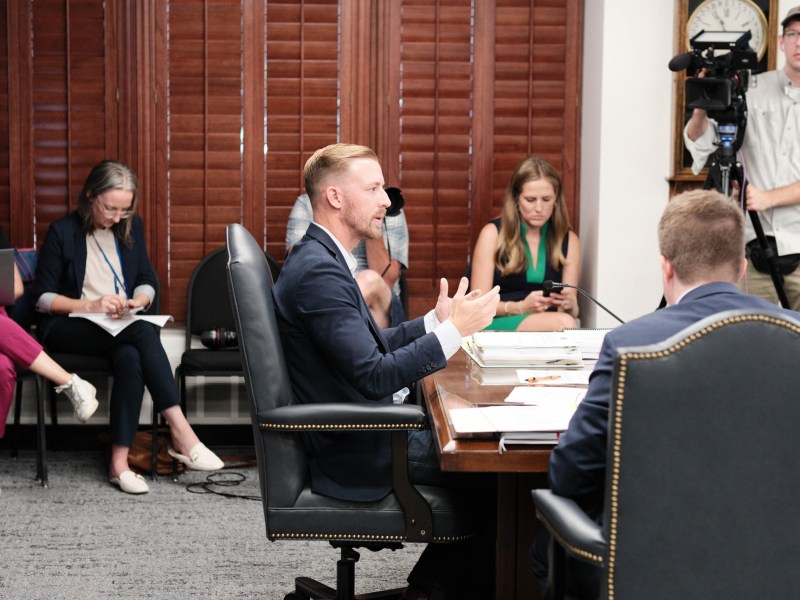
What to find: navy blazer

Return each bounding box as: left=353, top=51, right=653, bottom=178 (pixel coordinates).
left=35, top=212, right=157, bottom=343
left=273, top=223, right=446, bottom=501
left=549, top=282, right=800, bottom=508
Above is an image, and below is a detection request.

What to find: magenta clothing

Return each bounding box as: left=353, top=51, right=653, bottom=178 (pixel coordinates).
left=0, top=306, right=43, bottom=437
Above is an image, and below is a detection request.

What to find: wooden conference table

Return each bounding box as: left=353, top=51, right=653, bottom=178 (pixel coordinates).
left=421, top=349, right=559, bottom=600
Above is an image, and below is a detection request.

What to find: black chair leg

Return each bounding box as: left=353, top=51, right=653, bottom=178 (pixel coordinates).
left=11, top=377, right=23, bottom=458
left=49, top=382, right=58, bottom=427
left=36, top=375, right=48, bottom=487
left=336, top=547, right=359, bottom=600
left=151, top=406, right=159, bottom=481
left=291, top=547, right=403, bottom=600
left=545, top=535, right=567, bottom=600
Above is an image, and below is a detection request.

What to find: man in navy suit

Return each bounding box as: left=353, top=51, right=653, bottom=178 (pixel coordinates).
left=533, top=189, right=800, bottom=599
left=273, top=143, right=500, bottom=599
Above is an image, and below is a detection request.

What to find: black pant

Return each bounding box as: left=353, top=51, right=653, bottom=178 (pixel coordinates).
left=406, top=429, right=497, bottom=599
left=43, top=316, right=179, bottom=446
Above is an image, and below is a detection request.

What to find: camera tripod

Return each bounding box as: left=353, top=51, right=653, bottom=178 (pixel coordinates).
left=702, top=122, right=790, bottom=308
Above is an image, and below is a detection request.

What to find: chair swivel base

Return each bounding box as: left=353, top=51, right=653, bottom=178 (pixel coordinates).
left=285, top=546, right=405, bottom=600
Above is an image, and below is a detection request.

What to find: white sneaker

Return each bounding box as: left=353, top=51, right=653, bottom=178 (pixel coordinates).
left=55, top=374, right=99, bottom=423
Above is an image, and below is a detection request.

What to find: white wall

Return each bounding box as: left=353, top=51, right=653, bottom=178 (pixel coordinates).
left=582, top=0, right=795, bottom=328
left=580, top=0, right=674, bottom=327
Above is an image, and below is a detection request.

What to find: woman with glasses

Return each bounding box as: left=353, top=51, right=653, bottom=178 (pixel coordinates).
left=35, top=160, right=223, bottom=495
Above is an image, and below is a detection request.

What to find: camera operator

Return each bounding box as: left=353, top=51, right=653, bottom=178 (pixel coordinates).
left=684, top=6, right=800, bottom=310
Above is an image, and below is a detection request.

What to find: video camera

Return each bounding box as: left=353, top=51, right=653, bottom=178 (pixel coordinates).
left=669, top=30, right=757, bottom=130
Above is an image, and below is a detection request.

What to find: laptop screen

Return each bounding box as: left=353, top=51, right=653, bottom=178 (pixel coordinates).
left=0, top=248, right=17, bottom=306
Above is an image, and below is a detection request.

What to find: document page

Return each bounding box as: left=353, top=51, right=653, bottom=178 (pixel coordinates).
left=70, top=313, right=173, bottom=336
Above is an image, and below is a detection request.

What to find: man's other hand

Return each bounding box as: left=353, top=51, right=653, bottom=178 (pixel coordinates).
left=434, top=277, right=499, bottom=336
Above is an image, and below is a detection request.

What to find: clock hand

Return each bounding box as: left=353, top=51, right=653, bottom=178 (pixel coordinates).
left=711, top=7, right=727, bottom=29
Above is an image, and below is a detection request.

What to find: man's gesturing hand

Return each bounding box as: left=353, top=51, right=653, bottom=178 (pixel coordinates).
left=434, top=277, right=500, bottom=336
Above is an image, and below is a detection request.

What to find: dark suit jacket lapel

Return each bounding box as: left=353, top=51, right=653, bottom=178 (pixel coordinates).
left=306, top=224, right=390, bottom=352
left=71, top=217, right=88, bottom=296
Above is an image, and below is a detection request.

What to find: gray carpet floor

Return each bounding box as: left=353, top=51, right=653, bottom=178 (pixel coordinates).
left=0, top=449, right=422, bottom=599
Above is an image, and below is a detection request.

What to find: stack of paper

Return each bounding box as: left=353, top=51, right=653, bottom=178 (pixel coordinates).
left=562, top=328, right=613, bottom=359
left=448, top=385, right=585, bottom=445
left=466, top=331, right=583, bottom=368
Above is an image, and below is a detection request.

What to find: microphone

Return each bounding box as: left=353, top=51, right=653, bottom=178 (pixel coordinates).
left=668, top=52, right=693, bottom=73
left=542, top=280, right=625, bottom=325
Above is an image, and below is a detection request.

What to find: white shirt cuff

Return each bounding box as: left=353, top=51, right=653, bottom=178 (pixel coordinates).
left=434, top=321, right=462, bottom=360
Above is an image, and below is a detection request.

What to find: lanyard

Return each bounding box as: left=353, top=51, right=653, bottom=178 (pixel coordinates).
left=92, top=233, right=128, bottom=297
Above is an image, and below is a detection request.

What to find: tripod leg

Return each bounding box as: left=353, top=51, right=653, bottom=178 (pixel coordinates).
left=746, top=208, right=791, bottom=308
left=705, top=154, right=790, bottom=308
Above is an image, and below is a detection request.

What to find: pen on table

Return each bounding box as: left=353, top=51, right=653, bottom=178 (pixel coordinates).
left=526, top=375, right=561, bottom=384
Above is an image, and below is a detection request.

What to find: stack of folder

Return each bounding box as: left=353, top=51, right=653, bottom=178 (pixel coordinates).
left=465, top=331, right=583, bottom=368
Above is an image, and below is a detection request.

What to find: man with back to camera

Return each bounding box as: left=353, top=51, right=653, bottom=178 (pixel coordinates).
left=285, top=188, right=409, bottom=328
left=272, top=143, right=500, bottom=599
left=684, top=6, right=800, bottom=309
left=531, top=189, right=800, bottom=599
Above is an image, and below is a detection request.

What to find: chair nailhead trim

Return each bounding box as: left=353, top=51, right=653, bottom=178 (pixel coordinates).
left=259, top=422, right=425, bottom=431
left=272, top=533, right=473, bottom=543
left=606, top=314, right=799, bottom=600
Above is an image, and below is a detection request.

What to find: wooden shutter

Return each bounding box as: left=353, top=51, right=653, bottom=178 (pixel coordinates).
left=492, top=0, right=581, bottom=226
left=0, top=1, right=8, bottom=236
left=398, top=0, right=476, bottom=306
left=22, top=1, right=115, bottom=246
left=265, top=0, right=340, bottom=261
left=395, top=0, right=582, bottom=316
left=164, top=0, right=247, bottom=321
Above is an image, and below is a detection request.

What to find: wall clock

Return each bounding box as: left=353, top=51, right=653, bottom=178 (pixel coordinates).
left=687, top=0, right=769, bottom=60
left=670, top=0, right=777, bottom=187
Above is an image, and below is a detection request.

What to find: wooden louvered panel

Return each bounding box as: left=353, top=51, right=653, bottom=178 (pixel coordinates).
left=493, top=0, right=579, bottom=227
left=399, top=0, right=474, bottom=315
left=265, top=0, right=339, bottom=261
left=30, top=1, right=110, bottom=246
left=0, top=1, right=8, bottom=234
left=166, top=0, right=244, bottom=321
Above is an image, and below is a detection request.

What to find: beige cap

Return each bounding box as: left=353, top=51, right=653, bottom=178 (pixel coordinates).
left=782, top=6, right=800, bottom=28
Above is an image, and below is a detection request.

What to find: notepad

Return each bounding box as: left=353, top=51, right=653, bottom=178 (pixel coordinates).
left=448, top=402, right=579, bottom=440
left=69, top=312, right=173, bottom=336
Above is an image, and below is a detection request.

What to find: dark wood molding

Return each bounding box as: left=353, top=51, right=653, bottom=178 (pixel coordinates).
left=7, top=0, right=34, bottom=247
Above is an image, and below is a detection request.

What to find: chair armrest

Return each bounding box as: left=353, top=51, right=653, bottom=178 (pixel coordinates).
left=531, top=489, right=606, bottom=566
left=258, top=403, right=427, bottom=432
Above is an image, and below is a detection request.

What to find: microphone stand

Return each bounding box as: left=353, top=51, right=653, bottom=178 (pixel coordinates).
left=544, top=281, right=625, bottom=325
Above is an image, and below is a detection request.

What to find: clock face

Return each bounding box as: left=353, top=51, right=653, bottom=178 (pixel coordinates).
left=687, top=0, right=768, bottom=60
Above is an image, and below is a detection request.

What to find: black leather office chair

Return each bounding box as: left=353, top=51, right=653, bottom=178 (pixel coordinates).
left=225, top=223, right=477, bottom=600
left=532, top=309, right=800, bottom=600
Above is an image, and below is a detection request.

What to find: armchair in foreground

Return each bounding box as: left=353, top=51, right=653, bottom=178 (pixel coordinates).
left=225, top=223, right=477, bottom=600
left=532, top=309, right=800, bottom=600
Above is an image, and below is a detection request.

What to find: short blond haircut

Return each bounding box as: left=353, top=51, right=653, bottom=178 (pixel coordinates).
left=303, top=143, right=378, bottom=203
left=658, top=189, right=744, bottom=283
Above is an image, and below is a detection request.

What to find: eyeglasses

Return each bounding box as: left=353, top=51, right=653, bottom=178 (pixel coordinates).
left=96, top=199, right=133, bottom=219
left=784, top=29, right=800, bottom=41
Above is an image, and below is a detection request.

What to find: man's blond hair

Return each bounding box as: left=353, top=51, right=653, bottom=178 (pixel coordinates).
left=658, top=189, right=744, bottom=283
left=303, top=143, right=378, bottom=202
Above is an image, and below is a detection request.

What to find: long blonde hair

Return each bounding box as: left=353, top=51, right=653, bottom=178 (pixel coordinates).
left=496, top=156, right=571, bottom=277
